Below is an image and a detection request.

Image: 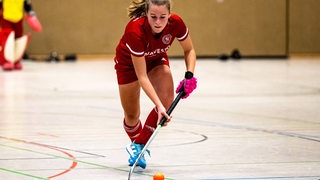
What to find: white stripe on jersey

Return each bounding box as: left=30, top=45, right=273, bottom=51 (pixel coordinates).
left=126, top=43, right=144, bottom=56
left=177, top=28, right=189, bottom=41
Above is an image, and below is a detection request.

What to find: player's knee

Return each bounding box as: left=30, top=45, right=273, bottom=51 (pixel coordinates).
left=125, top=113, right=140, bottom=125
left=162, top=94, right=174, bottom=109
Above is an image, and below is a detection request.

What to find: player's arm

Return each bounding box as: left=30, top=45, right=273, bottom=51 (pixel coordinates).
left=131, top=55, right=162, bottom=107
left=24, top=0, right=42, bottom=32
left=131, top=55, right=169, bottom=120
left=179, top=34, right=196, bottom=74
left=176, top=34, right=197, bottom=99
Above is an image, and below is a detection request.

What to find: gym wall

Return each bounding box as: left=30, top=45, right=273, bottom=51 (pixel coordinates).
left=289, top=0, right=320, bottom=55
left=169, top=0, right=286, bottom=57
left=25, top=0, right=320, bottom=58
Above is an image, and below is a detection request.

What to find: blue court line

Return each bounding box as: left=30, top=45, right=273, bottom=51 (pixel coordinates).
left=179, top=117, right=320, bottom=143
left=201, top=175, right=320, bottom=180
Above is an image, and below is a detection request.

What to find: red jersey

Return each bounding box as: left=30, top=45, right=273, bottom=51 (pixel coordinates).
left=114, top=14, right=188, bottom=70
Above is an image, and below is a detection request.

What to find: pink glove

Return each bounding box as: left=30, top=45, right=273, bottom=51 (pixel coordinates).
left=175, top=71, right=197, bottom=99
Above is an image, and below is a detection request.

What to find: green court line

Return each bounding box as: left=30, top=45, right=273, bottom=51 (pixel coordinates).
left=0, top=143, right=174, bottom=180
left=0, top=143, right=126, bottom=172
left=0, top=168, right=49, bottom=180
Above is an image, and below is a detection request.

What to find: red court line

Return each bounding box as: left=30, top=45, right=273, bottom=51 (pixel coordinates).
left=44, top=145, right=78, bottom=179
left=0, top=136, right=78, bottom=179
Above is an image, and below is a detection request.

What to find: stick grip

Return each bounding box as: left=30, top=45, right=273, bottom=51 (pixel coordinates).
left=159, top=91, right=185, bottom=126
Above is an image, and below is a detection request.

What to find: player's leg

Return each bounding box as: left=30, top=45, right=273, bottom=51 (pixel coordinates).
left=149, top=64, right=174, bottom=109
left=14, top=33, right=30, bottom=70
left=135, top=63, right=174, bottom=145
left=0, top=20, right=29, bottom=71
left=130, top=64, right=173, bottom=169
left=0, top=29, right=15, bottom=70
left=13, top=20, right=28, bottom=70
left=119, top=81, right=142, bottom=141
left=118, top=81, right=148, bottom=168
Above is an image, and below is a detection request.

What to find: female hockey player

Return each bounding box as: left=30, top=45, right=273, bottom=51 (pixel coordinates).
left=114, top=0, right=197, bottom=169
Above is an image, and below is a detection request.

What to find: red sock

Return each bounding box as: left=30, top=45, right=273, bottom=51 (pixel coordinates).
left=123, top=119, right=142, bottom=142
left=135, top=108, right=158, bottom=145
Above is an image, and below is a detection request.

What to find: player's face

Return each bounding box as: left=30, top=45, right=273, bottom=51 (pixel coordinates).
left=147, top=4, right=170, bottom=34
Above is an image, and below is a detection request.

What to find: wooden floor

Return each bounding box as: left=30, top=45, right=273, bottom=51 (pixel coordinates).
left=1, top=58, right=320, bottom=180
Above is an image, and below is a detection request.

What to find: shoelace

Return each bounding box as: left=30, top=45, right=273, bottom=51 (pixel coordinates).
left=131, top=144, right=151, bottom=157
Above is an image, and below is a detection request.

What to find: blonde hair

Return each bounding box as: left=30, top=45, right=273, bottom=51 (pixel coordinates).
left=127, top=0, right=172, bottom=19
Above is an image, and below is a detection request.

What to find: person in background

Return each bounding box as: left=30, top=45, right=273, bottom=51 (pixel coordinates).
left=0, top=0, right=41, bottom=71
left=114, top=0, right=197, bottom=169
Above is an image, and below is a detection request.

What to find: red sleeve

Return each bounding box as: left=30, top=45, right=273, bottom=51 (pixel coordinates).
left=124, top=32, right=145, bottom=57
left=171, top=14, right=189, bottom=41
left=122, top=18, right=147, bottom=57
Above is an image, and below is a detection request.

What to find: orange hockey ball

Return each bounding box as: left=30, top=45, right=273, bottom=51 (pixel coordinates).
left=153, top=172, right=165, bottom=180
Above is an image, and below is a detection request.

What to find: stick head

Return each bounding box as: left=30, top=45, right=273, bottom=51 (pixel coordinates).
left=26, top=14, right=42, bottom=32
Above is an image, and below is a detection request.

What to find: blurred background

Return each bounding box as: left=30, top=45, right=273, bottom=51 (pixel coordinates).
left=24, top=0, right=320, bottom=60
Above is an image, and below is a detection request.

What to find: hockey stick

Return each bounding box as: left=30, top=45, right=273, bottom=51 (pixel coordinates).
left=128, top=90, right=185, bottom=180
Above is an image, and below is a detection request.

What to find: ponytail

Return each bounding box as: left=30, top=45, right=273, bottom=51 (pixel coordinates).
left=128, top=0, right=147, bottom=19
left=128, top=0, right=172, bottom=19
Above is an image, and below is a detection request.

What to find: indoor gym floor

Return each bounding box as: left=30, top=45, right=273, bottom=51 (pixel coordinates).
left=0, top=58, right=319, bottom=180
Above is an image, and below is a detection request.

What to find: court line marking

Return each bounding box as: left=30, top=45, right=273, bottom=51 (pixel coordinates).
left=0, top=168, right=49, bottom=180
left=46, top=146, right=77, bottom=179
left=0, top=143, right=165, bottom=179
left=0, top=133, right=185, bottom=180
left=212, top=121, right=320, bottom=143
left=0, top=139, right=165, bottom=179
left=176, top=117, right=320, bottom=143
left=203, top=175, right=320, bottom=180
left=0, top=143, right=77, bottom=179
left=0, top=136, right=78, bottom=178
left=0, top=136, right=105, bottom=157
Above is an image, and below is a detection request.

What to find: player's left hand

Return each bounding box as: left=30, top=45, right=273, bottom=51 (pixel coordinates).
left=176, top=71, right=197, bottom=99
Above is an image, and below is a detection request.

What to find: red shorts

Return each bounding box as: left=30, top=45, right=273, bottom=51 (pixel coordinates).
left=0, top=18, right=24, bottom=38
left=115, top=57, right=170, bottom=85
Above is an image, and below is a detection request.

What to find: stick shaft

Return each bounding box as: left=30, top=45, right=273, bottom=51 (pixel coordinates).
left=159, top=91, right=185, bottom=126
left=128, top=91, right=185, bottom=179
